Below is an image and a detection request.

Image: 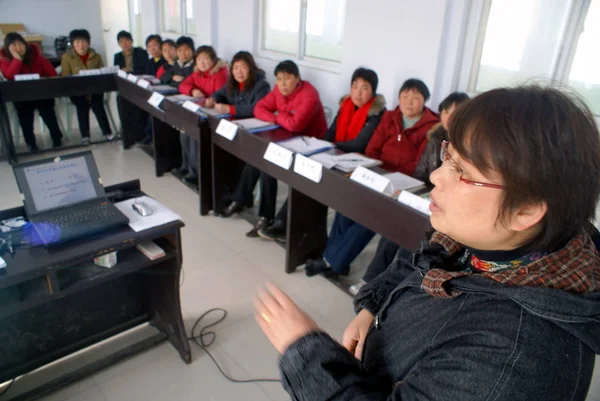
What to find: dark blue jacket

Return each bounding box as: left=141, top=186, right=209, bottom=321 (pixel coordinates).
left=279, top=230, right=600, bottom=401
left=113, top=47, right=148, bottom=75
left=210, top=72, right=270, bottom=118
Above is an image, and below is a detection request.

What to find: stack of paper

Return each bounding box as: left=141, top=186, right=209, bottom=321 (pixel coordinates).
left=139, top=74, right=161, bottom=84
left=278, top=136, right=334, bottom=156
left=384, top=172, right=425, bottom=193
left=233, top=118, right=280, bottom=133
left=198, top=107, right=230, bottom=117
left=152, top=85, right=179, bottom=95
left=166, top=94, right=198, bottom=104
left=310, top=153, right=337, bottom=169
left=114, top=196, right=181, bottom=232
left=309, top=152, right=381, bottom=172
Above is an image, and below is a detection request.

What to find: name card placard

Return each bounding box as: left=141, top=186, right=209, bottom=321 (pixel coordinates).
left=182, top=100, right=201, bottom=113
left=137, top=78, right=151, bottom=89
left=147, top=92, right=165, bottom=108
left=215, top=119, right=238, bottom=141
left=263, top=142, right=293, bottom=170
left=398, top=191, right=432, bottom=216
left=294, top=154, right=323, bottom=183
left=14, top=73, right=40, bottom=81
left=350, top=166, right=391, bottom=194
left=126, top=74, right=138, bottom=83
left=117, top=70, right=128, bottom=78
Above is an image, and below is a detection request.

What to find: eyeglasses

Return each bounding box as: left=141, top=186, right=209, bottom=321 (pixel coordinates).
left=440, top=141, right=504, bottom=189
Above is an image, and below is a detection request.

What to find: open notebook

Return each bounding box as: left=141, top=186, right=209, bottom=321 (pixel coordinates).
left=233, top=118, right=280, bottom=133
left=310, top=152, right=382, bottom=172
left=278, top=136, right=334, bottom=156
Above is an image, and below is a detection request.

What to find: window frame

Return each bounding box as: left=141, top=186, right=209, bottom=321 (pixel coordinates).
left=255, top=0, right=344, bottom=74
left=159, top=0, right=195, bottom=36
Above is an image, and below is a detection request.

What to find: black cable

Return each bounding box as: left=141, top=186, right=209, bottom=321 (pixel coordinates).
left=187, top=308, right=281, bottom=384
left=0, top=378, right=15, bottom=398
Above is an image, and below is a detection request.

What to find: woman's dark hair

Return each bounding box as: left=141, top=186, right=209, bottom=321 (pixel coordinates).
left=116, top=30, right=133, bottom=42
left=450, top=85, right=600, bottom=251
left=69, top=29, right=91, bottom=44
left=399, top=78, right=430, bottom=102
left=274, top=60, right=300, bottom=78
left=194, top=45, right=218, bottom=64
left=145, top=34, right=162, bottom=47
left=3, top=32, right=34, bottom=67
left=351, top=67, right=378, bottom=94
left=439, top=92, right=470, bottom=112
left=162, top=39, right=176, bottom=49
left=227, top=51, right=263, bottom=96
left=175, top=36, right=194, bottom=50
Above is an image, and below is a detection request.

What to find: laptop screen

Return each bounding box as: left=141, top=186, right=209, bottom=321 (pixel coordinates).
left=23, top=156, right=97, bottom=212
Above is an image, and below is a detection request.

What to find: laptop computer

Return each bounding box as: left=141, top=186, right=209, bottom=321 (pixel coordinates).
left=12, top=151, right=129, bottom=246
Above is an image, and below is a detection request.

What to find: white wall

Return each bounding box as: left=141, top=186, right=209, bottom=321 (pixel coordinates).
left=0, top=0, right=105, bottom=60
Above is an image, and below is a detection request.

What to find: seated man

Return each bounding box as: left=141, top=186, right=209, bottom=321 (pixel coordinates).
left=156, top=39, right=176, bottom=79
left=144, top=34, right=167, bottom=76
left=159, top=36, right=194, bottom=89
left=306, top=79, right=440, bottom=277
left=113, top=30, right=147, bottom=75
left=258, top=67, right=387, bottom=242
left=220, top=60, right=328, bottom=237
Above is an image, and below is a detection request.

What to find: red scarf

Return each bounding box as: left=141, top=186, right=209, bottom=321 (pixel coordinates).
left=79, top=53, right=90, bottom=65
left=335, top=96, right=375, bottom=143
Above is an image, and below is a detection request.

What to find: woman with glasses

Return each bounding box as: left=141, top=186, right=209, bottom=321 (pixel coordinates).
left=255, top=85, right=600, bottom=401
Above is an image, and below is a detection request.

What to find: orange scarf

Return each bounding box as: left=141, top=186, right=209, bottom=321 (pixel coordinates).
left=335, top=96, right=375, bottom=143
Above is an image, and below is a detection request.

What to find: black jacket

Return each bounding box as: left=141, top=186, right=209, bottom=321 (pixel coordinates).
left=324, top=94, right=386, bottom=153
left=159, top=59, right=194, bottom=89
left=146, top=56, right=167, bottom=76
left=210, top=73, right=271, bottom=118
left=413, top=123, right=447, bottom=184
left=113, top=47, right=148, bottom=75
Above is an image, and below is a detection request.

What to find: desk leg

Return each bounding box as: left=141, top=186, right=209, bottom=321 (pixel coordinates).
left=0, top=102, right=17, bottom=164
left=118, top=96, right=135, bottom=149
left=197, top=125, right=213, bottom=215
left=152, top=118, right=182, bottom=177
left=211, top=144, right=246, bottom=215
left=286, top=188, right=328, bottom=273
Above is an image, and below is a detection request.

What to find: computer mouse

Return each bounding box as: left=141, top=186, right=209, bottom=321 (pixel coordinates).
left=132, top=201, right=153, bottom=217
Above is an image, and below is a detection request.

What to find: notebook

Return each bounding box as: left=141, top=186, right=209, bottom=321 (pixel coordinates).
left=233, top=118, right=280, bottom=133
left=277, top=136, right=334, bottom=156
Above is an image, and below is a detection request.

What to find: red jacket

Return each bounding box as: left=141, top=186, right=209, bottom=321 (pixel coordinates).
left=254, top=80, right=327, bottom=138
left=365, top=106, right=439, bottom=176
left=179, top=59, right=228, bottom=97
left=0, top=44, right=57, bottom=80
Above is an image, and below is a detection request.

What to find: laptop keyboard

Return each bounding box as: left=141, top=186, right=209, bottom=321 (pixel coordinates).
left=39, top=203, right=119, bottom=229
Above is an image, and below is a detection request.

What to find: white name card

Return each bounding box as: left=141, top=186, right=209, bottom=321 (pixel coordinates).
left=398, top=191, right=431, bottom=216
left=14, top=73, right=40, bottom=81
left=215, top=119, right=238, bottom=141
left=350, top=166, right=391, bottom=194
left=117, top=70, right=128, bottom=78
left=294, top=154, right=323, bottom=183
left=263, top=142, right=294, bottom=170
left=182, top=100, right=201, bottom=113
left=137, top=78, right=151, bottom=89
left=147, top=92, right=165, bottom=108
left=126, top=74, right=138, bottom=83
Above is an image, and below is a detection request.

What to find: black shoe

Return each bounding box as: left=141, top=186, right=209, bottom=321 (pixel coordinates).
left=246, top=217, right=272, bottom=238
left=171, top=166, right=188, bottom=176
left=183, top=173, right=198, bottom=185
left=220, top=201, right=245, bottom=218
left=27, top=145, right=39, bottom=153
left=258, top=219, right=286, bottom=243
left=305, top=259, right=331, bottom=277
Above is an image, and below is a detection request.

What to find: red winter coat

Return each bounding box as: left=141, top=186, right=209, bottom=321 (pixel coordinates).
left=254, top=80, right=327, bottom=138
left=365, top=106, right=439, bottom=176
left=0, top=44, right=57, bottom=80
left=179, top=59, right=228, bottom=97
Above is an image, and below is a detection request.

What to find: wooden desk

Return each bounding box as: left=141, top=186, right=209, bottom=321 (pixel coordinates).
left=210, top=120, right=431, bottom=272
left=0, top=75, right=118, bottom=163
left=0, top=180, right=190, bottom=400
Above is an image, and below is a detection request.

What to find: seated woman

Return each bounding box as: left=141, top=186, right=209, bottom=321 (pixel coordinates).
left=144, top=34, right=166, bottom=76
left=351, top=92, right=470, bottom=294
left=306, top=79, right=439, bottom=277
left=61, top=29, right=114, bottom=145
left=159, top=36, right=194, bottom=88
left=0, top=32, right=64, bottom=151
left=219, top=60, right=327, bottom=237
left=256, top=85, right=600, bottom=401
left=258, top=67, right=387, bottom=242
left=177, top=45, right=229, bottom=184
left=156, top=39, right=176, bottom=79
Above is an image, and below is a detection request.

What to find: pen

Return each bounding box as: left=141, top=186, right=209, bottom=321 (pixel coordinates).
left=301, top=137, right=309, bottom=145
left=337, top=158, right=363, bottom=162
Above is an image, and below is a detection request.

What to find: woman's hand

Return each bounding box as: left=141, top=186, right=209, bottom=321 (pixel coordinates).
left=191, top=89, right=205, bottom=98
left=204, top=97, right=216, bottom=108
left=342, top=309, right=374, bottom=359
left=10, top=49, right=22, bottom=61
left=255, top=283, right=320, bottom=354
left=172, top=75, right=184, bottom=82
left=215, top=104, right=231, bottom=114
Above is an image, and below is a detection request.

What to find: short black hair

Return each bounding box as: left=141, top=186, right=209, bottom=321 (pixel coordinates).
left=194, top=45, right=218, bottom=62
left=438, top=92, right=470, bottom=113
left=175, top=36, right=195, bottom=50
left=274, top=60, right=300, bottom=78
left=351, top=67, right=378, bottom=94
left=116, top=30, right=133, bottom=42
left=162, top=39, right=176, bottom=48
left=69, top=29, right=91, bottom=44
left=399, top=78, right=430, bottom=102
left=145, top=34, right=162, bottom=47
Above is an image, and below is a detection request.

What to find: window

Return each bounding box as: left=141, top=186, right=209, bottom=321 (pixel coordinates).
left=260, top=0, right=346, bottom=64
left=470, top=0, right=600, bottom=115
left=160, top=0, right=195, bottom=35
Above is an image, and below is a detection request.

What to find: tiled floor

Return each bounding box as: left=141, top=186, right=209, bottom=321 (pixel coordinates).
left=0, top=142, right=598, bottom=401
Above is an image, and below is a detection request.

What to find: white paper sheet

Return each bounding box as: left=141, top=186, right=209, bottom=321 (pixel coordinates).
left=114, top=196, right=181, bottom=232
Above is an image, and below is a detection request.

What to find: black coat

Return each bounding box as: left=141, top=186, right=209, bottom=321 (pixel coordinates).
left=113, top=47, right=148, bottom=75
left=145, top=56, right=167, bottom=76
left=159, top=60, right=195, bottom=89
left=210, top=73, right=271, bottom=118
left=413, top=123, right=447, bottom=184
